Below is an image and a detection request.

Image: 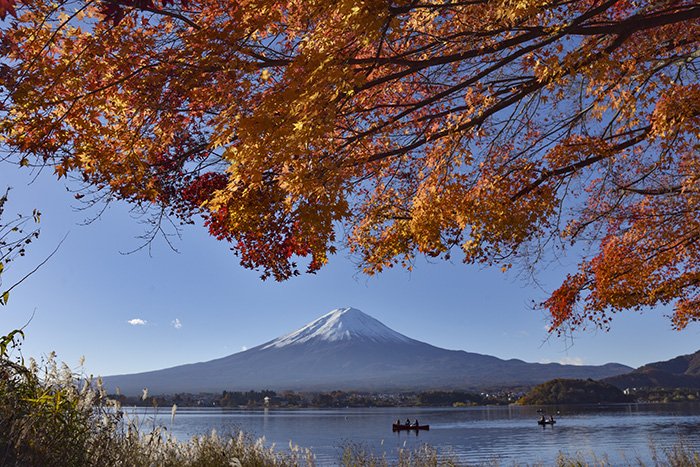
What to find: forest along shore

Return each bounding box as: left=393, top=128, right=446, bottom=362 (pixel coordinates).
left=111, top=389, right=522, bottom=408
left=111, top=386, right=700, bottom=408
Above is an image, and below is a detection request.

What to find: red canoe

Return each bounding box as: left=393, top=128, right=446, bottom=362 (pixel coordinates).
left=392, top=424, right=430, bottom=431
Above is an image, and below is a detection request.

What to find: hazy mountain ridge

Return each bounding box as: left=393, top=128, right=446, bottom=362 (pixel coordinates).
left=102, top=307, right=632, bottom=395
left=604, top=350, right=700, bottom=389
left=639, top=350, right=700, bottom=376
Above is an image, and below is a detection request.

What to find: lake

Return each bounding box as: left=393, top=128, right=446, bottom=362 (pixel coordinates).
left=126, top=404, right=700, bottom=465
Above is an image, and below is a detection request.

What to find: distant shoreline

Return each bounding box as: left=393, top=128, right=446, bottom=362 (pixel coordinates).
left=109, top=386, right=700, bottom=408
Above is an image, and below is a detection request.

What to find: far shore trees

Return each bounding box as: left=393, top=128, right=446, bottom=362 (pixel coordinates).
left=516, top=378, right=632, bottom=405
left=0, top=0, right=698, bottom=331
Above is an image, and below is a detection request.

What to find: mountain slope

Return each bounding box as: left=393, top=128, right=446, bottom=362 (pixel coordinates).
left=102, top=308, right=632, bottom=395
left=604, top=350, right=700, bottom=389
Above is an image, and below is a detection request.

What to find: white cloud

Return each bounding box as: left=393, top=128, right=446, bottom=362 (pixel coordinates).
left=539, top=357, right=585, bottom=365
left=127, top=318, right=147, bottom=326
left=171, top=318, right=182, bottom=330
left=241, top=346, right=248, bottom=351
left=559, top=356, right=584, bottom=366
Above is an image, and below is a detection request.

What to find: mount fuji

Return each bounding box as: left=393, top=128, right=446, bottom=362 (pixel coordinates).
left=102, top=307, right=631, bottom=395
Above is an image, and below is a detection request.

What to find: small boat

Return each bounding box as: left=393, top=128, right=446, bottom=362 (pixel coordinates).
left=392, top=423, right=430, bottom=431
left=537, top=419, right=556, bottom=426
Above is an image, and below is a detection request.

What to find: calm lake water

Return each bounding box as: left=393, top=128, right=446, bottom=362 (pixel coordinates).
left=128, top=404, right=700, bottom=465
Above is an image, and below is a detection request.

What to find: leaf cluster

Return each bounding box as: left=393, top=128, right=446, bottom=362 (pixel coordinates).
left=0, top=0, right=698, bottom=330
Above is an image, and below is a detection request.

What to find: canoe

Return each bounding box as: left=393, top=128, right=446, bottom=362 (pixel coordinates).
left=392, top=424, right=430, bottom=431
left=537, top=419, right=556, bottom=425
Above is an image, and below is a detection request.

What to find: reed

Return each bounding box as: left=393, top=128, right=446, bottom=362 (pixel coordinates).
left=0, top=336, right=314, bottom=467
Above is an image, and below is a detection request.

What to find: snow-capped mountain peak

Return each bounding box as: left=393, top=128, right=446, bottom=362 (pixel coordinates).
left=261, top=307, right=411, bottom=349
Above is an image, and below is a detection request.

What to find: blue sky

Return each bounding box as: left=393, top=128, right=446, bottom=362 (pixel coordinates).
left=1, top=165, right=698, bottom=378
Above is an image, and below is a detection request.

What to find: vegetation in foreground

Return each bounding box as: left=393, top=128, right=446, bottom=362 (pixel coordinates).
left=0, top=333, right=314, bottom=466
left=2, top=334, right=700, bottom=467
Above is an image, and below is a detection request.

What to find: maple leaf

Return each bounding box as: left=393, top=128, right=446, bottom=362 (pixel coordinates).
left=0, top=0, right=16, bottom=20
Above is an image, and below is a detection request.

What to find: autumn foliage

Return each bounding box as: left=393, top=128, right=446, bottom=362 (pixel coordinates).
left=0, top=0, right=698, bottom=331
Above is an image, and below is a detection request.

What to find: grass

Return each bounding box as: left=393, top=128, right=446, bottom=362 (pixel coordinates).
left=0, top=331, right=313, bottom=467
left=337, top=444, right=700, bottom=467
left=340, top=444, right=459, bottom=467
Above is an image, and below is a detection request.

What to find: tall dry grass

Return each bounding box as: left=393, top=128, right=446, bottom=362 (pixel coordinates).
left=0, top=331, right=315, bottom=467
